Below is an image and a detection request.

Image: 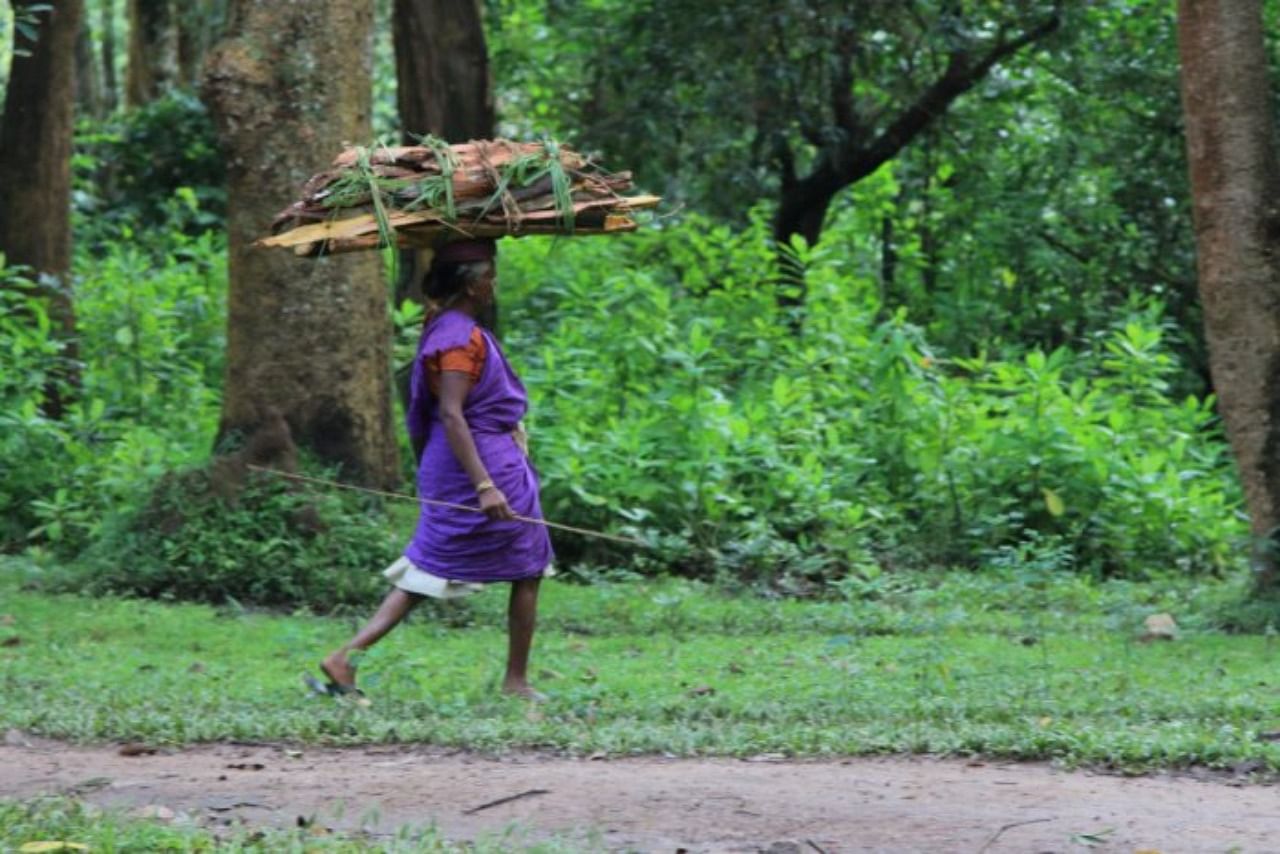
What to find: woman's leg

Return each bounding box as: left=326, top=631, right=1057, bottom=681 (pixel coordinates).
left=322, top=587, right=423, bottom=687
left=502, top=576, right=541, bottom=697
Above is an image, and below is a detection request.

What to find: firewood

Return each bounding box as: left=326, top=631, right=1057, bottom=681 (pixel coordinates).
left=258, top=137, right=658, bottom=256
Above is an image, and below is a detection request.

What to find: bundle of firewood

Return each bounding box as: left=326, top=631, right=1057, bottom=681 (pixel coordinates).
left=257, top=138, right=660, bottom=256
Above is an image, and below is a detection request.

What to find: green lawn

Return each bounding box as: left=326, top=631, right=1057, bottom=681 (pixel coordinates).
left=1, top=562, right=1277, bottom=774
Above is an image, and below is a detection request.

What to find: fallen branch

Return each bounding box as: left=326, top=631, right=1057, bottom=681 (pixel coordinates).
left=976, top=816, right=1055, bottom=854
left=462, top=788, right=550, bottom=815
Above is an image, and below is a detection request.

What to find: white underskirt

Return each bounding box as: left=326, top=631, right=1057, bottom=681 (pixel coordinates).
left=383, top=556, right=554, bottom=599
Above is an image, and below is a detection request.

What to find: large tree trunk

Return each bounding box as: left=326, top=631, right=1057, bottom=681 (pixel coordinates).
left=1178, top=0, right=1280, bottom=593
left=392, top=0, right=494, bottom=307
left=392, top=0, right=493, bottom=143
left=0, top=0, right=83, bottom=419
left=125, top=0, right=175, bottom=107
left=202, top=0, right=399, bottom=489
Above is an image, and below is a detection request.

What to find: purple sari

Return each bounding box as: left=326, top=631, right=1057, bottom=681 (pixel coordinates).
left=402, top=309, right=553, bottom=582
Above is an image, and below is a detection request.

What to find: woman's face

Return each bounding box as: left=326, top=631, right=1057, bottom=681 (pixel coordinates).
left=470, top=262, right=498, bottom=308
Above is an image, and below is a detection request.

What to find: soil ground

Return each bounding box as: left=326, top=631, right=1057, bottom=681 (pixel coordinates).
left=2, top=736, right=1277, bottom=853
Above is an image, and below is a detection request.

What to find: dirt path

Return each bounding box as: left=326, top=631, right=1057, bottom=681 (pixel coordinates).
left=1, top=736, right=1276, bottom=853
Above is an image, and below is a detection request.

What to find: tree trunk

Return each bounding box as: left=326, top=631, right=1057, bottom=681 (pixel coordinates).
left=203, top=0, right=399, bottom=489
left=773, top=159, right=842, bottom=253
left=176, top=0, right=216, bottom=90
left=391, top=0, right=494, bottom=306
left=125, top=0, right=175, bottom=107
left=100, top=0, right=118, bottom=112
left=74, top=12, right=101, bottom=117
left=392, top=0, right=493, bottom=143
left=0, top=0, right=83, bottom=419
left=1178, top=0, right=1280, bottom=593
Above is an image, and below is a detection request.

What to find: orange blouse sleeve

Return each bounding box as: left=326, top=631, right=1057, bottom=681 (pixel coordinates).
left=426, top=326, right=486, bottom=395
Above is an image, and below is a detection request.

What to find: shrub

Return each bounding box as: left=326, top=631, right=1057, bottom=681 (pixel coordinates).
left=74, top=91, right=226, bottom=240
left=0, top=220, right=225, bottom=555
left=70, top=465, right=397, bottom=611
left=498, top=209, right=1245, bottom=583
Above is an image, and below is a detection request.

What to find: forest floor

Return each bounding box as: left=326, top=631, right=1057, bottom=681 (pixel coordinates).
left=3, top=735, right=1278, bottom=853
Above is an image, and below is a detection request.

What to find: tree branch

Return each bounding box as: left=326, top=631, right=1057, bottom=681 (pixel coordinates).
left=773, top=7, right=1060, bottom=252
left=857, top=13, right=1060, bottom=177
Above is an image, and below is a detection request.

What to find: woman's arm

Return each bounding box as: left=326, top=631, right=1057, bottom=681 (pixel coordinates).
left=437, top=370, right=515, bottom=520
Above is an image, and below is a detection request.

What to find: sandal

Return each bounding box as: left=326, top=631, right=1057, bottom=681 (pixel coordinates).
left=304, top=661, right=366, bottom=699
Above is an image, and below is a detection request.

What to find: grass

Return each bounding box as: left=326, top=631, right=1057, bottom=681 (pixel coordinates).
left=1, top=562, right=1278, bottom=775
left=0, top=797, right=589, bottom=853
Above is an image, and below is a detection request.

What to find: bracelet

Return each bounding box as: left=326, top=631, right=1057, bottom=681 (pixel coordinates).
left=474, top=479, right=495, bottom=494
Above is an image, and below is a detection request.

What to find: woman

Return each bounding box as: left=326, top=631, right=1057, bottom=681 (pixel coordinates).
left=317, top=238, right=552, bottom=699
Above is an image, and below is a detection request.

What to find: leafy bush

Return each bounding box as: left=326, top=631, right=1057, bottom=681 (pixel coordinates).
left=74, top=91, right=226, bottom=240
left=70, top=465, right=397, bottom=610
left=499, top=209, right=1244, bottom=583
left=0, top=222, right=225, bottom=555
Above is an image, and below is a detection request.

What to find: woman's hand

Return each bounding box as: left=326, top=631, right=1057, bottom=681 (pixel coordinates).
left=479, top=486, right=515, bottom=520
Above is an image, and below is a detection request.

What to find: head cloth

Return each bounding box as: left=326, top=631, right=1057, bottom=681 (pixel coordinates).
left=436, top=239, right=497, bottom=264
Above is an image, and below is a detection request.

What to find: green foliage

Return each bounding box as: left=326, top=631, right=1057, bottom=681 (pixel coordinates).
left=499, top=210, right=1243, bottom=582
left=0, top=221, right=225, bottom=555
left=7, top=3, right=53, bottom=57
left=483, top=0, right=1228, bottom=390
left=1, top=191, right=1243, bottom=596
left=2, top=569, right=1276, bottom=773
left=860, top=1, right=1210, bottom=390
left=488, top=0, right=1061, bottom=217
left=69, top=466, right=397, bottom=611
left=74, top=91, right=226, bottom=240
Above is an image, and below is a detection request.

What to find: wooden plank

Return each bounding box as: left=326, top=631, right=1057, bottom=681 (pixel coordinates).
left=304, top=216, right=640, bottom=255
left=260, top=198, right=654, bottom=250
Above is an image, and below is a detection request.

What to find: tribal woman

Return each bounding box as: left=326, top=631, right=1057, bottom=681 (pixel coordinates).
left=315, top=238, right=553, bottom=699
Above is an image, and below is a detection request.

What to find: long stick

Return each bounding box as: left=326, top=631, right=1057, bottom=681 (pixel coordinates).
left=245, top=464, right=649, bottom=548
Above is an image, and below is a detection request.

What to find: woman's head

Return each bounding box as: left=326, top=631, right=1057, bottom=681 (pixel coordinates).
left=424, top=259, right=495, bottom=305
left=424, top=239, right=498, bottom=311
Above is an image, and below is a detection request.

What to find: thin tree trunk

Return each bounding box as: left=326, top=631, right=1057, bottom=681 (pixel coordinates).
left=176, top=0, right=214, bottom=89
left=879, top=213, right=897, bottom=304
left=100, top=0, right=118, bottom=112
left=203, top=0, right=399, bottom=488
left=1178, top=0, right=1280, bottom=593
left=126, top=0, right=175, bottom=107
left=919, top=137, right=938, bottom=295
left=0, top=0, right=83, bottom=419
left=74, top=12, right=101, bottom=117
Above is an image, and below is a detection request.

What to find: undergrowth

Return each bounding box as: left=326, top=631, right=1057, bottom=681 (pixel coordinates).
left=65, top=465, right=398, bottom=610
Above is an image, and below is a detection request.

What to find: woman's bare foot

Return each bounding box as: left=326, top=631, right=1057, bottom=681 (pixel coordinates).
left=501, top=677, right=546, bottom=702
left=320, top=650, right=357, bottom=690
